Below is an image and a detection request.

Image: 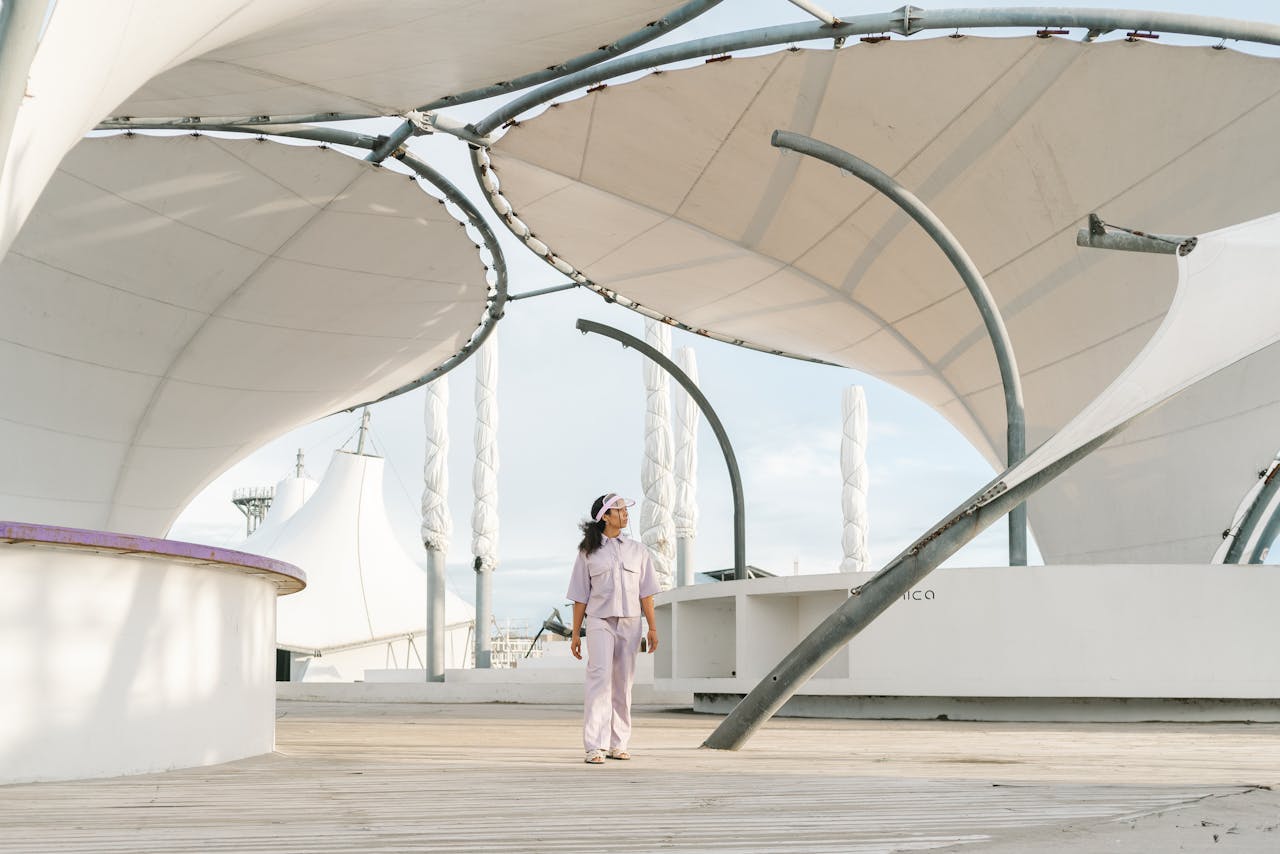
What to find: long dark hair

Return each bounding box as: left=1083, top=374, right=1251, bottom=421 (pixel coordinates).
left=578, top=494, right=609, bottom=555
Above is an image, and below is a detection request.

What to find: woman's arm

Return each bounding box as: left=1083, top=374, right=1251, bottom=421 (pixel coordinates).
left=641, top=595, right=657, bottom=653
left=570, top=601, right=587, bottom=660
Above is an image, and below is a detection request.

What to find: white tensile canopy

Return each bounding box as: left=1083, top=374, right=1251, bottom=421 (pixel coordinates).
left=486, top=36, right=1280, bottom=564
left=248, top=448, right=474, bottom=658
left=0, top=0, right=682, bottom=260
left=116, top=0, right=683, bottom=120
left=0, top=133, right=489, bottom=535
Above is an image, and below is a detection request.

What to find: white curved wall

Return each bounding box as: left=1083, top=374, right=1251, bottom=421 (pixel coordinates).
left=0, top=539, right=297, bottom=784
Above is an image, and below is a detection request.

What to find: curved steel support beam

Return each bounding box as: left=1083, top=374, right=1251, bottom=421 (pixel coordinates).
left=99, top=112, right=377, bottom=128
left=416, top=0, right=725, bottom=113
left=1245, top=486, right=1280, bottom=564
left=0, top=0, right=48, bottom=179
left=772, top=130, right=1027, bottom=566
left=366, top=119, right=415, bottom=163
left=95, top=121, right=385, bottom=149
left=1219, top=455, right=1280, bottom=563
left=703, top=420, right=1128, bottom=751
left=473, top=6, right=1280, bottom=137
left=575, top=318, right=746, bottom=580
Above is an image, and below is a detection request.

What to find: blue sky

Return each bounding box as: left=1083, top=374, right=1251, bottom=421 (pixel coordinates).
left=168, top=0, right=1280, bottom=627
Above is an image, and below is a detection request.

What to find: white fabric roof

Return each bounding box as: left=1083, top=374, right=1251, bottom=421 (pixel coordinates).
left=488, top=37, right=1280, bottom=564
left=116, top=0, right=681, bottom=120
left=1007, top=210, right=1280, bottom=486
left=0, top=0, right=681, bottom=269
left=1, top=0, right=317, bottom=264
left=0, top=133, right=489, bottom=535
left=246, top=449, right=473, bottom=652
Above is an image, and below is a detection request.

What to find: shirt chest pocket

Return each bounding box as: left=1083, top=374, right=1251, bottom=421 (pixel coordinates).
left=619, top=561, right=639, bottom=599
left=588, top=561, right=615, bottom=598
left=588, top=560, right=638, bottom=602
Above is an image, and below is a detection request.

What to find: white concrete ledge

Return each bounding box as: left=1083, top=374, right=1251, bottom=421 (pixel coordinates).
left=657, top=565, right=1280, bottom=721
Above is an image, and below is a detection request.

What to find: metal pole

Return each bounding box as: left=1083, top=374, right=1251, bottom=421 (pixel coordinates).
left=99, top=112, right=377, bottom=129
left=1246, top=487, right=1280, bottom=564
left=474, top=558, right=492, bottom=668
left=472, top=9, right=1280, bottom=138
left=575, top=319, right=747, bottom=580
left=0, top=0, right=47, bottom=181
left=677, top=537, right=695, bottom=587
left=506, top=282, right=579, bottom=301
left=425, top=548, right=447, bottom=681
left=703, top=421, right=1128, bottom=751
left=1076, top=229, right=1197, bottom=256
left=1076, top=214, right=1196, bottom=256
left=366, top=119, right=415, bottom=163
left=355, top=407, right=371, bottom=454
left=1228, top=463, right=1280, bottom=563
left=1216, top=454, right=1280, bottom=563
left=784, top=0, right=842, bottom=26
left=97, top=121, right=385, bottom=149
left=772, top=130, right=1027, bottom=566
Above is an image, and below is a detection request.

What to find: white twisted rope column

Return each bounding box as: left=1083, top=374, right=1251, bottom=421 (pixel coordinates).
left=421, top=376, right=452, bottom=681
left=840, top=385, right=870, bottom=574
left=673, top=346, right=700, bottom=586
left=472, top=335, right=499, bottom=667
left=640, top=320, right=676, bottom=591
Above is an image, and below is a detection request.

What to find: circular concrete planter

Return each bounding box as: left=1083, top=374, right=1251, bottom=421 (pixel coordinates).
left=0, top=522, right=304, bottom=784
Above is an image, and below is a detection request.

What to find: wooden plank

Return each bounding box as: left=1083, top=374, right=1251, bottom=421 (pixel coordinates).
left=0, top=703, right=1277, bottom=852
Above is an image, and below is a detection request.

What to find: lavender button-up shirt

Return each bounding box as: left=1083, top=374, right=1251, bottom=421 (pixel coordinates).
left=566, top=534, right=661, bottom=618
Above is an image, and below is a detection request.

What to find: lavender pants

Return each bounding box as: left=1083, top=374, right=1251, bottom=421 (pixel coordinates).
left=582, top=615, right=644, bottom=752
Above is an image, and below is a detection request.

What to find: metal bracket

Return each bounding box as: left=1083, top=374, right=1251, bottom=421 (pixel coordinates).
left=1076, top=214, right=1197, bottom=256
left=890, top=5, right=925, bottom=36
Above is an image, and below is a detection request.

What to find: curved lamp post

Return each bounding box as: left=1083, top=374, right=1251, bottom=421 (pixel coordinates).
left=576, top=319, right=746, bottom=580
left=771, top=130, right=1027, bottom=566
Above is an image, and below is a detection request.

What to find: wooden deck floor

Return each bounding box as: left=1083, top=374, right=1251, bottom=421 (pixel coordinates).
left=3, top=702, right=1279, bottom=852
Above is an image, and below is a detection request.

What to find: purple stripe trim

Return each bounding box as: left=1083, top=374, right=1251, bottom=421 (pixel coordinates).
left=0, top=521, right=306, bottom=594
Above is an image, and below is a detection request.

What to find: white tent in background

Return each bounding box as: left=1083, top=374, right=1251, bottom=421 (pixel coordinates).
left=244, top=451, right=318, bottom=552
left=240, top=440, right=474, bottom=682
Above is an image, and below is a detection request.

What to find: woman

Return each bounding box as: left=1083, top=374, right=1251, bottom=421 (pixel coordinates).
left=565, top=493, right=660, bottom=765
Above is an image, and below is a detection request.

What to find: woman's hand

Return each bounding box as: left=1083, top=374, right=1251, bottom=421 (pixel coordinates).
left=570, top=635, right=582, bottom=660
left=646, top=627, right=658, bottom=654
